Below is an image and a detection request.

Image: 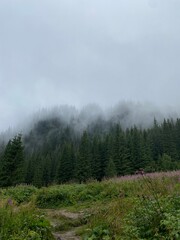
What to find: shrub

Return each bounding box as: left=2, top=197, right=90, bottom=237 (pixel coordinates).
left=84, top=225, right=111, bottom=240
left=0, top=205, right=54, bottom=240
left=122, top=187, right=180, bottom=239
left=1, top=185, right=37, bottom=204
left=35, top=183, right=121, bottom=208
left=36, top=186, right=75, bottom=208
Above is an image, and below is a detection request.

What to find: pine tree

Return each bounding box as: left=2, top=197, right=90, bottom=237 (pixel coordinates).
left=57, top=143, right=75, bottom=183
left=162, top=119, right=178, bottom=160
left=100, top=135, right=113, bottom=179
left=25, top=157, right=34, bottom=184
left=112, top=125, right=121, bottom=174
left=105, top=158, right=117, bottom=178
left=141, top=130, right=154, bottom=172
left=91, top=136, right=102, bottom=181
left=128, top=127, right=141, bottom=171
left=42, top=154, right=51, bottom=186
left=119, top=135, right=132, bottom=175
left=158, top=153, right=175, bottom=171
left=0, top=134, right=24, bottom=187
left=32, top=155, right=43, bottom=187
left=150, top=119, right=163, bottom=161
left=75, top=131, right=92, bottom=183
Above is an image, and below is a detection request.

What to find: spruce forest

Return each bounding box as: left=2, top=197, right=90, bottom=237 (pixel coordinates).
left=0, top=116, right=180, bottom=187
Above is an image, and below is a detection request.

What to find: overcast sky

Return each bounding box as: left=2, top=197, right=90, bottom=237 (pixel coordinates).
left=0, top=0, right=180, bottom=131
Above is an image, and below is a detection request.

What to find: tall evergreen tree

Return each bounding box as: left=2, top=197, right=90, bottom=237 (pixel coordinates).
left=75, top=131, right=92, bottom=183
left=149, top=119, right=163, bottom=161
left=162, top=119, right=178, bottom=160
left=112, top=125, right=121, bottom=174
left=105, top=157, right=117, bottom=178
left=101, top=135, right=113, bottom=178
left=0, top=134, right=24, bottom=187
left=57, top=143, right=75, bottom=183
left=119, top=133, right=132, bottom=175
left=91, top=136, right=102, bottom=181
left=42, top=154, right=52, bottom=186
left=25, top=157, right=34, bottom=184
left=32, top=155, right=43, bottom=187
left=130, top=127, right=141, bottom=171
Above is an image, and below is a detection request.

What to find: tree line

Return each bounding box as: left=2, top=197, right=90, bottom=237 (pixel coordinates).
left=0, top=118, right=180, bottom=187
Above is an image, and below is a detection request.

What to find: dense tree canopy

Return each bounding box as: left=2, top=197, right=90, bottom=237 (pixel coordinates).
left=0, top=118, right=180, bottom=187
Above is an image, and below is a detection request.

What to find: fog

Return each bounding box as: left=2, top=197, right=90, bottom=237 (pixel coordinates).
left=0, top=0, right=180, bottom=131
left=0, top=102, right=179, bottom=144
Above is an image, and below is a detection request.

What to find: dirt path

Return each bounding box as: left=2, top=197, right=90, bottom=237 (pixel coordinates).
left=46, top=209, right=84, bottom=220
left=44, top=209, right=84, bottom=240
left=53, top=229, right=81, bottom=240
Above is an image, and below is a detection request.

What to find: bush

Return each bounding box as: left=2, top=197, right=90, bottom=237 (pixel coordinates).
left=0, top=205, right=54, bottom=240
left=1, top=185, right=37, bottom=204
left=123, top=192, right=180, bottom=239
left=36, top=185, right=76, bottom=208
left=84, top=225, right=111, bottom=240
left=35, top=183, right=122, bottom=208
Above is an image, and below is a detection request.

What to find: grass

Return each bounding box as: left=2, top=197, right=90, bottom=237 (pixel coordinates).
left=44, top=209, right=86, bottom=231
left=0, top=185, right=38, bottom=204
left=0, top=170, right=180, bottom=239
left=0, top=202, right=54, bottom=240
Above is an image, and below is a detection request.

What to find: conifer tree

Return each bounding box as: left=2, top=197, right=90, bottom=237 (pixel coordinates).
left=158, top=153, right=175, bottom=171
left=91, top=136, right=102, bottom=181
left=130, top=127, right=145, bottom=171
left=119, top=136, right=132, bottom=175
left=105, top=158, right=117, bottom=178
left=112, top=125, right=121, bottom=174
left=57, top=143, right=75, bottom=183
left=32, top=155, right=43, bottom=187
left=75, top=131, right=92, bottom=183
left=42, top=154, right=51, bottom=186
left=162, top=119, right=178, bottom=160
left=150, top=119, right=163, bottom=161
left=100, top=135, right=113, bottom=178
left=25, top=157, right=34, bottom=184
left=0, top=134, right=24, bottom=187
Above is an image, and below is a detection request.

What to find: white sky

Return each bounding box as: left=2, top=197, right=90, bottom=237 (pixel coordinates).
left=0, top=0, right=180, bottom=130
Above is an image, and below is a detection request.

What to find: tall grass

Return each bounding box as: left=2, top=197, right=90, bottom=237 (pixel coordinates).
left=0, top=203, right=54, bottom=240
left=80, top=172, right=180, bottom=239
left=0, top=185, right=37, bottom=204
left=0, top=170, right=179, bottom=239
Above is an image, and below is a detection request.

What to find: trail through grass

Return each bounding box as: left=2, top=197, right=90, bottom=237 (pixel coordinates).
left=45, top=209, right=83, bottom=240
left=0, top=170, right=180, bottom=239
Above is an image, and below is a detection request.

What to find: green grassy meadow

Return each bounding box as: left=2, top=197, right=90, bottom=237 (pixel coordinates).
left=0, top=171, right=180, bottom=239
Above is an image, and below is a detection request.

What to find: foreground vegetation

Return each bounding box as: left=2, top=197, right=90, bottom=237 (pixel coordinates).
left=0, top=170, right=180, bottom=239
left=0, top=202, right=53, bottom=240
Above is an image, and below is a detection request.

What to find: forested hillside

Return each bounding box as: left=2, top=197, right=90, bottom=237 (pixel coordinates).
left=0, top=115, right=180, bottom=187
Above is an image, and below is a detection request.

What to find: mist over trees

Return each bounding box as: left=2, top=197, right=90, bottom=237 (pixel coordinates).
left=0, top=102, right=177, bottom=141
left=0, top=103, right=180, bottom=187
